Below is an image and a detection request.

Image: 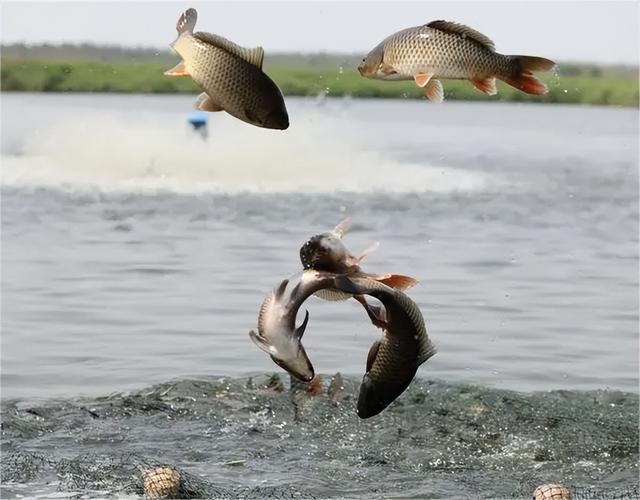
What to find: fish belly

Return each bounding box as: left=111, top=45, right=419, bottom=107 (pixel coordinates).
left=188, top=41, right=265, bottom=120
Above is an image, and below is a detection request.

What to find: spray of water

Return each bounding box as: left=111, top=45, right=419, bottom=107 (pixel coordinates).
left=2, top=111, right=487, bottom=195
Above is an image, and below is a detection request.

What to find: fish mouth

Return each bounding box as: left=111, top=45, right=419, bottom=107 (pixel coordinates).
left=356, top=374, right=401, bottom=419
left=285, top=365, right=315, bottom=383
left=263, top=110, right=289, bottom=130
left=271, top=356, right=314, bottom=382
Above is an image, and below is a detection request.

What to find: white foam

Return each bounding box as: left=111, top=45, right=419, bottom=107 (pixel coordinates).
left=1, top=111, right=487, bottom=195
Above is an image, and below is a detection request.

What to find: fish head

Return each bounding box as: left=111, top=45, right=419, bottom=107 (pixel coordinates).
left=244, top=94, right=290, bottom=130
left=356, top=370, right=416, bottom=419
left=249, top=310, right=315, bottom=382
left=356, top=373, right=392, bottom=418
left=300, top=233, right=351, bottom=272
left=261, top=107, right=290, bottom=130
left=270, top=344, right=315, bottom=382
left=358, top=43, right=384, bottom=78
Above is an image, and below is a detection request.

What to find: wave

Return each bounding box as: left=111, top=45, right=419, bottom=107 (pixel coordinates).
left=1, top=111, right=488, bottom=195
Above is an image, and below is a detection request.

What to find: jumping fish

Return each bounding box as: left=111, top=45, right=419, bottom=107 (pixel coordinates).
left=165, top=8, right=289, bottom=129
left=299, top=218, right=417, bottom=302
left=249, top=270, right=338, bottom=382
left=358, top=20, right=555, bottom=102
left=334, top=275, right=436, bottom=418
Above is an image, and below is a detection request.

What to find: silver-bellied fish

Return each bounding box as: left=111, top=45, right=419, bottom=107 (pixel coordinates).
left=358, top=20, right=555, bottom=102
left=165, top=8, right=289, bottom=129
left=299, top=218, right=417, bottom=302
left=334, top=275, right=436, bottom=418
left=249, top=270, right=339, bottom=382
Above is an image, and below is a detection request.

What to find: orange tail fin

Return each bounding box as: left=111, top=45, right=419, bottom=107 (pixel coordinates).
left=376, top=274, right=418, bottom=290
left=500, top=55, right=555, bottom=96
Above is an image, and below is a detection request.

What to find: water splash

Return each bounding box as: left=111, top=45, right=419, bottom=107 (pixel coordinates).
left=1, top=112, right=487, bottom=195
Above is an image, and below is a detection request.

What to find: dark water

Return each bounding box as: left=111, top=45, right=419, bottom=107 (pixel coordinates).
left=1, top=94, right=638, bottom=498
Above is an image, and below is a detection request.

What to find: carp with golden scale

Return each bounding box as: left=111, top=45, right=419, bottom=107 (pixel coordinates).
left=165, top=8, right=289, bottom=129
left=358, top=20, right=555, bottom=102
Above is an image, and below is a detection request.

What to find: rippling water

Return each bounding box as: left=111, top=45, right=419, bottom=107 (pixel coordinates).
left=1, top=94, right=638, bottom=498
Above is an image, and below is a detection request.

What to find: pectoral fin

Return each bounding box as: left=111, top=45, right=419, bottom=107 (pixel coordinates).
left=249, top=330, right=278, bottom=356
left=294, top=310, right=310, bottom=341
left=331, top=217, right=352, bottom=238
left=195, top=92, right=223, bottom=112
left=424, top=79, right=444, bottom=102
left=354, top=295, right=387, bottom=330
left=357, top=242, right=379, bottom=263
left=380, top=62, right=397, bottom=75
left=164, top=61, right=190, bottom=76
left=366, top=340, right=382, bottom=372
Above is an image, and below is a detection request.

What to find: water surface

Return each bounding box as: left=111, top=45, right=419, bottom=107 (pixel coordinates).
left=1, top=94, right=638, bottom=498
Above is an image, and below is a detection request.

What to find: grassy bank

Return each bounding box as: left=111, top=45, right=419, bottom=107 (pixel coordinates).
left=2, top=57, right=638, bottom=106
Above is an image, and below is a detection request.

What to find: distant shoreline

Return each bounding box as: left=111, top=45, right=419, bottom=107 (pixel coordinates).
left=2, top=58, right=638, bottom=107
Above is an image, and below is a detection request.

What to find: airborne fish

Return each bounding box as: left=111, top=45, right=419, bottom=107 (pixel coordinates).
left=334, top=275, right=436, bottom=418
left=165, top=8, right=289, bottom=129
left=299, top=218, right=417, bottom=302
left=358, top=20, right=555, bottom=102
left=249, top=270, right=339, bottom=382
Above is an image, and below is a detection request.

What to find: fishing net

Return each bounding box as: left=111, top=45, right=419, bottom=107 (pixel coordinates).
left=1, top=375, right=638, bottom=499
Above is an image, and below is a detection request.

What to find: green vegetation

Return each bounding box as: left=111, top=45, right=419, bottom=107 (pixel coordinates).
left=1, top=56, right=638, bottom=107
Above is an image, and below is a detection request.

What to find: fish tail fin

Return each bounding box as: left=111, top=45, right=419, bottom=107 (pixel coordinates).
left=376, top=274, right=418, bottom=290
left=176, top=8, right=197, bottom=34
left=327, top=372, right=345, bottom=402
left=499, top=55, right=556, bottom=95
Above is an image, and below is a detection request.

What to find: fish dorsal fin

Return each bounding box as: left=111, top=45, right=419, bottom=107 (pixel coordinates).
left=366, top=340, right=382, bottom=372
left=257, top=293, right=274, bottom=336
left=194, top=31, right=264, bottom=68
left=426, top=20, right=495, bottom=51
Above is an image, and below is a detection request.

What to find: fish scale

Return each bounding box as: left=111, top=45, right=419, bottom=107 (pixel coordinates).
left=383, top=25, right=508, bottom=79
left=358, top=20, right=555, bottom=102
left=189, top=39, right=273, bottom=121
left=332, top=276, right=436, bottom=418
left=166, top=8, right=288, bottom=130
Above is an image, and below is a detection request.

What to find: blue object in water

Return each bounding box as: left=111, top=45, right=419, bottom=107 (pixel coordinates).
left=187, top=111, right=208, bottom=130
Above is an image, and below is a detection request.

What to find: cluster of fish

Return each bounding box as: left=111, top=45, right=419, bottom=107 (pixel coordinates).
left=248, top=219, right=437, bottom=418
left=165, top=9, right=555, bottom=129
